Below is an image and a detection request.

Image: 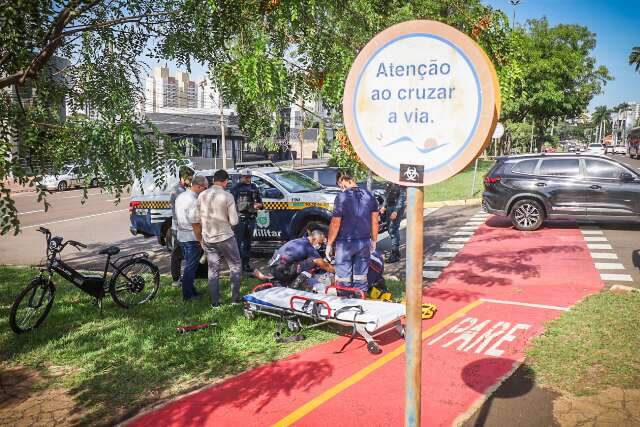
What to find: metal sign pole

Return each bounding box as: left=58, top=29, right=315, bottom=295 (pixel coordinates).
left=405, top=186, right=424, bottom=426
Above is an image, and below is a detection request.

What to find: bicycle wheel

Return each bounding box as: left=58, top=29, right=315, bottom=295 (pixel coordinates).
left=109, top=258, right=160, bottom=309
left=9, top=277, right=55, bottom=334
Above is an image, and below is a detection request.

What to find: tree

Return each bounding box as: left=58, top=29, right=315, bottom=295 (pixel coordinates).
left=0, top=1, right=185, bottom=234
left=630, top=46, right=640, bottom=72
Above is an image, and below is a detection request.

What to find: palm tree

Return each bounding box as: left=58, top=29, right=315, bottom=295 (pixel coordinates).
left=630, top=46, right=640, bottom=72
left=591, top=105, right=610, bottom=144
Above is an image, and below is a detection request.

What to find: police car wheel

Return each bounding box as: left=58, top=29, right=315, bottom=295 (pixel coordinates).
left=244, top=309, right=255, bottom=320
left=57, top=181, right=67, bottom=191
left=287, top=319, right=301, bottom=333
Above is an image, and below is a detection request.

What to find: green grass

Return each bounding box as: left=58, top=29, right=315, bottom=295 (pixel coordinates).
left=527, top=292, right=640, bottom=395
left=0, top=266, right=405, bottom=424
left=424, top=159, right=494, bottom=203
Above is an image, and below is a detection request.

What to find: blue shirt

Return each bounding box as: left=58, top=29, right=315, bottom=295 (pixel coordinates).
left=333, top=187, right=378, bottom=241
left=277, top=237, right=320, bottom=263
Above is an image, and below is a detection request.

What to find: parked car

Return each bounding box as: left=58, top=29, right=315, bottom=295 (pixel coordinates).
left=483, top=154, right=640, bottom=231
left=610, top=144, right=627, bottom=155
left=628, top=127, right=640, bottom=159
left=41, top=164, right=101, bottom=191
left=586, top=143, right=606, bottom=155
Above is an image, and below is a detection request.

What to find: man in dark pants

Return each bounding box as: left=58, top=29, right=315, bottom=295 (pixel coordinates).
left=380, top=182, right=406, bottom=263
left=169, top=167, right=194, bottom=287
left=230, top=169, right=263, bottom=273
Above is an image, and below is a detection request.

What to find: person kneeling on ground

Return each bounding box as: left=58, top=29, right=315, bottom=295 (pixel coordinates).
left=269, top=227, right=335, bottom=288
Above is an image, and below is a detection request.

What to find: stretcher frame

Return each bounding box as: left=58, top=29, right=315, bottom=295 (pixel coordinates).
left=243, top=283, right=406, bottom=354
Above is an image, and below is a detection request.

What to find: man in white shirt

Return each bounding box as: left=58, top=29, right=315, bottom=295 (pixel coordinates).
left=192, top=169, right=242, bottom=308
left=174, top=175, right=208, bottom=301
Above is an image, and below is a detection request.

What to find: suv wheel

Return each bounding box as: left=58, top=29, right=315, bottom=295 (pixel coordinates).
left=90, top=178, right=99, bottom=188
left=57, top=181, right=67, bottom=191
left=510, top=199, right=544, bottom=231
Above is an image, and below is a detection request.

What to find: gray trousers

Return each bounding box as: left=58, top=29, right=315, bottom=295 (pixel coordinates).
left=203, top=236, right=242, bottom=305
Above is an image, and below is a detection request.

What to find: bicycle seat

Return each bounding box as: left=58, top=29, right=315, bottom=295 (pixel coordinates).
left=99, top=246, right=120, bottom=256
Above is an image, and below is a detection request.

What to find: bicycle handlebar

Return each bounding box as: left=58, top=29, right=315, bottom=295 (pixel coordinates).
left=37, top=227, right=50, bottom=235
left=68, top=240, right=87, bottom=248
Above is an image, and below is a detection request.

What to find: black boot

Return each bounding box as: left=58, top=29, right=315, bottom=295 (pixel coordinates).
left=386, top=249, right=400, bottom=264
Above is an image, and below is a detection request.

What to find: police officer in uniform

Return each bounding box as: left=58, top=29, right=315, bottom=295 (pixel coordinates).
left=230, top=169, right=263, bottom=272
left=380, top=182, right=406, bottom=263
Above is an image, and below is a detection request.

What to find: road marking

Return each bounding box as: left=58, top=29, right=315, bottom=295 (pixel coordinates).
left=423, top=271, right=442, bottom=279
left=449, top=237, right=471, bottom=243
left=590, top=252, right=618, bottom=260
left=480, top=298, right=569, bottom=311
left=18, top=209, right=45, bottom=215
left=587, top=243, right=613, bottom=250
left=271, top=300, right=485, bottom=427
left=61, top=191, right=103, bottom=199
left=454, top=231, right=474, bottom=236
left=442, top=243, right=464, bottom=249
left=600, top=274, right=633, bottom=282
left=584, top=236, right=608, bottom=242
left=22, top=209, right=128, bottom=229
left=424, top=260, right=450, bottom=268
left=106, top=196, right=131, bottom=202
left=433, top=251, right=458, bottom=258
left=459, top=226, right=480, bottom=231
left=466, top=221, right=484, bottom=226
left=580, top=230, right=603, bottom=235
left=595, top=262, right=625, bottom=270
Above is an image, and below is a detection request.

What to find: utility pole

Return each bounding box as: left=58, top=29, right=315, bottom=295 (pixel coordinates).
left=218, top=92, right=227, bottom=169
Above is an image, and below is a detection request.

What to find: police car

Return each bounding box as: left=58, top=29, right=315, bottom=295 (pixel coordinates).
left=128, top=161, right=338, bottom=250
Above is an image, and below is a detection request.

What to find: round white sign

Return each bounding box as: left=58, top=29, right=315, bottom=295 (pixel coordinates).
left=492, top=122, right=505, bottom=139
left=343, top=20, right=500, bottom=185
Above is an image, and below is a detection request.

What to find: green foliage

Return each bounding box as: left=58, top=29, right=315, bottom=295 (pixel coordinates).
left=630, top=46, right=640, bottom=72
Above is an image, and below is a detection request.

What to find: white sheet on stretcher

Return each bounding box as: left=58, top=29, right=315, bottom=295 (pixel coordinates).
left=244, top=287, right=405, bottom=333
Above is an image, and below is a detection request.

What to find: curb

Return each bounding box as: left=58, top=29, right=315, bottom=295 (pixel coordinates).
left=424, top=198, right=482, bottom=208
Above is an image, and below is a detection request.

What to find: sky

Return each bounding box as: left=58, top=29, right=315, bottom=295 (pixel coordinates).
left=149, top=0, right=640, bottom=113
left=484, top=0, right=640, bottom=111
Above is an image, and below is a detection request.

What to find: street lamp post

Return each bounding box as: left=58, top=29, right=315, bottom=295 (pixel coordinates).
left=509, top=0, right=522, bottom=28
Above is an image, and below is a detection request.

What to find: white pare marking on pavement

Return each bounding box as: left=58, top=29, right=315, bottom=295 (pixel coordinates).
left=480, top=298, right=570, bottom=311
left=434, top=251, right=458, bottom=258
left=106, top=196, right=131, bottom=202
left=23, top=209, right=128, bottom=229
left=424, top=260, right=450, bottom=267
left=460, top=226, right=480, bottom=231
left=18, top=210, right=45, bottom=215
left=587, top=243, right=613, bottom=250
left=427, top=317, right=532, bottom=357
left=594, top=262, right=625, bottom=270
left=449, top=237, right=471, bottom=243
left=454, top=231, right=474, bottom=236
left=61, top=191, right=103, bottom=199
left=590, top=252, right=618, bottom=260
left=584, top=236, right=608, bottom=242
left=600, top=274, right=633, bottom=282
left=442, top=243, right=464, bottom=249
left=423, top=271, right=442, bottom=279
left=580, top=230, right=603, bottom=235
left=466, top=221, right=484, bottom=226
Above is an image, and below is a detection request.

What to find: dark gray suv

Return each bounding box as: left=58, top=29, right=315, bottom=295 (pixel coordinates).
left=482, top=154, right=640, bottom=230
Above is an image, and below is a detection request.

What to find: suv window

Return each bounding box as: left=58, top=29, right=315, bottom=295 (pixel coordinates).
left=539, top=159, right=580, bottom=177
left=511, top=159, right=538, bottom=175
left=252, top=176, right=275, bottom=192
left=585, top=159, right=625, bottom=179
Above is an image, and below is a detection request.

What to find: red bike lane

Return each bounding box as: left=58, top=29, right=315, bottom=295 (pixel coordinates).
left=128, top=217, right=604, bottom=427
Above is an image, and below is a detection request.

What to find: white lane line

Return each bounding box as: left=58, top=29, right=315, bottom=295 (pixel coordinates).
left=433, top=251, right=458, bottom=258
left=423, top=271, right=442, bottom=279
left=600, top=273, right=633, bottom=282
left=590, top=252, right=619, bottom=260
left=460, top=226, right=480, bottom=231
left=18, top=209, right=45, bottom=215
left=587, top=243, right=613, bottom=250
left=595, top=262, right=625, bottom=270
left=22, top=209, right=128, bottom=229
left=580, top=230, right=603, bottom=235
left=106, top=196, right=131, bottom=202
left=442, top=243, right=464, bottom=249
left=454, top=231, right=474, bottom=236
left=61, top=192, right=103, bottom=199
left=584, top=236, right=608, bottom=242
left=449, top=237, right=471, bottom=242
left=424, top=260, right=450, bottom=268
left=466, top=221, right=484, bottom=226
left=481, top=298, right=569, bottom=311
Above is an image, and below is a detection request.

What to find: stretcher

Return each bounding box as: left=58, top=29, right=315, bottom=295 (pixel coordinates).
left=243, top=283, right=406, bottom=354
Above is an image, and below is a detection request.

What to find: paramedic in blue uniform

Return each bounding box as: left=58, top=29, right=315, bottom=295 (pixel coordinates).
left=269, top=227, right=335, bottom=287
left=326, top=170, right=379, bottom=293
left=230, top=169, right=263, bottom=273
left=380, top=182, right=406, bottom=264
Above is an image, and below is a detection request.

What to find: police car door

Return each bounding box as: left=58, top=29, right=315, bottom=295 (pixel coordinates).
left=251, top=176, right=289, bottom=241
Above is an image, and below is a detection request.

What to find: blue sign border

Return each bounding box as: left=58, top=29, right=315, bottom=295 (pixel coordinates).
left=353, top=33, right=482, bottom=173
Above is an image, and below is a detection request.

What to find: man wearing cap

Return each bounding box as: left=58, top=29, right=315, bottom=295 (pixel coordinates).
left=230, top=169, right=263, bottom=273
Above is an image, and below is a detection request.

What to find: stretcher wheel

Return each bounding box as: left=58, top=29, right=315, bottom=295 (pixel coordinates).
left=244, top=309, right=255, bottom=320
left=287, top=319, right=301, bottom=333
left=367, top=341, right=382, bottom=355
left=399, top=326, right=406, bottom=339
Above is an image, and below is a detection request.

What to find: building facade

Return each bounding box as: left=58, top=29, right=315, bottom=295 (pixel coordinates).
left=612, top=102, right=640, bottom=145
left=144, top=66, right=198, bottom=112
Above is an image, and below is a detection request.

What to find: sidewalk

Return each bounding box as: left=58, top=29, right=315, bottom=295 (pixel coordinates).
left=2, top=179, right=37, bottom=194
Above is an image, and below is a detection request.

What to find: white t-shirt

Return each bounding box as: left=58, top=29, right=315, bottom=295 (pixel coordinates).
left=174, top=190, right=199, bottom=242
